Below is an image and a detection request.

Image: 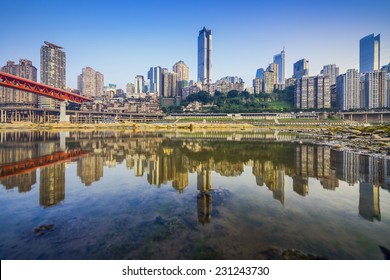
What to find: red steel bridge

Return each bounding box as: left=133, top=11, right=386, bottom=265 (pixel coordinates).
left=0, top=71, right=91, bottom=103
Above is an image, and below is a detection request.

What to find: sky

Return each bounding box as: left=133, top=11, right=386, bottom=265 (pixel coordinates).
left=1, top=0, right=390, bottom=90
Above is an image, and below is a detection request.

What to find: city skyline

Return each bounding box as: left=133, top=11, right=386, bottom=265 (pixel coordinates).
left=1, top=0, right=390, bottom=90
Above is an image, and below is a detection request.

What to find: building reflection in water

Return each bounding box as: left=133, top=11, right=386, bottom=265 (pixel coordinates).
left=0, top=131, right=389, bottom=223
left=77, top=155, right=104, bottom=187
left=0, top=171, right=36, bottom=193
left=197, top=169, right=212, bottom=224
left=359, top=183, right=380, bottom=222
left=40, top=163, right=65, bottom=207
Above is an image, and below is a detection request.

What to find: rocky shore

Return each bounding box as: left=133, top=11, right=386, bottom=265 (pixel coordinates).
left=295, top=125, right=390, bottom=157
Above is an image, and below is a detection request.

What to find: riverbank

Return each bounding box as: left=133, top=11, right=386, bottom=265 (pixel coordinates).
left=1, top=121, right=389, bottom=156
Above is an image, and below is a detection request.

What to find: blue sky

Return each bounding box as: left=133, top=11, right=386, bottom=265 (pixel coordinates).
left=1, top=0, right=390, bottom=90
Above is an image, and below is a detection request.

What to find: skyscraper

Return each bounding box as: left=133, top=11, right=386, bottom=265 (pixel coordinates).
left=295, top=76, right=330, bottom=109
left=147, top=66, right=162, bottom=95
left=173, top=60, right=189, bottom=81
left=293, top=59, right=309, bottom=79
left=162, top=71, right=179, bottom=97
left=255, top=68, right=264, bottom=79
left=77, top=67, right=104, bottom=98
left=135, top=75, right=144, bottom=96
left=336, top=69, right=360, bottom=110
left=198, top=27, right=212, bottom=84
left=273, top=48, right=285, bottom=84
left=359, top=34, right=380, bottom=73
left=364, top=70, right=387, bottom=109
left=40, top=41, right=66, bottom=108
left=0, top=59, right=37, bottom=107
left=266, top=63, right=278, bottom=88
left=321, top=64, right=339, bottom=86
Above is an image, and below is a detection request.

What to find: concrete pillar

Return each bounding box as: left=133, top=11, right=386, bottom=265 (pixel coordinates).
left=59, top=131, right=69, bottom=151
left=59, top=101, right=66, bottom=122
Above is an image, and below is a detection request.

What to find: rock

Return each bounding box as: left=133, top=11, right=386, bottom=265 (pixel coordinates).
left=34, top=224, right=54, bottom=236
left=373, top=129, right=385, bottom=134
left=155, top=216, right=164, bottom=225
left=351, top=130, right=362, bottom=135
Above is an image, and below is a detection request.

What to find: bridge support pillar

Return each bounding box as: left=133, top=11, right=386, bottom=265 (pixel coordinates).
left=59, top=101, right=67, bottom=122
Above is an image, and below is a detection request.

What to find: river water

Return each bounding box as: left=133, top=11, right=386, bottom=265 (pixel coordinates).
left=0, top=130, right=389, bottom=260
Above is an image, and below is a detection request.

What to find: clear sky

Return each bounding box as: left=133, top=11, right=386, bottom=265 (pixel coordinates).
left=1, top=0, right=390, bottom=90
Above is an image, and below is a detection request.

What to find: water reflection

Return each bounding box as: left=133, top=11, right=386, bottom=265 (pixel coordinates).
left=0, top=130, right=389, bottom=224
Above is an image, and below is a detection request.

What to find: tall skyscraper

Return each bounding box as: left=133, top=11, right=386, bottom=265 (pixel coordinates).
left=77, top=67, right=104, bottom=98
left=321, top=64, right=339, bottom=86
left=40, top=41, right=66, bottom=108
left=273, top=48, right=285, bottom=84
left=173, top=60, right=189, bottom=81
left=359, top=34, right=380, bottom=73
left=293, top=59, right=309, bottom=79
left=198, top=27, right=212, bottom=84
left=336, top=69, right=360, bottom=111
left=147, top=66, right=162, bottom=95
left=0, top=59, right=37, bottom=107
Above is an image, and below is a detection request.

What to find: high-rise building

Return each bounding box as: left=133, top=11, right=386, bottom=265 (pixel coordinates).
left=147, top=66, right=162, bottom=95
left=293, top=59, right=309, bottom=79
left=135, top=75, right=144, bottom=96
left=198, top=27, right=212, bottom=84
left=253, top=78, right=262, bottom=94
left=77, top=67, right=104, bottom=98
left=336, top=69, right=360, bottom=111
left=387, top=73, right=390, bottom=108
left=263, top=71, right=276, bottom=93
left=315, top=76, right=331, bottom=108
left=162, top=71, right=179, bottom=97
left=40, top=41, right=66, bottom=108
left=295, top=76, right=330, bottom=109
left=364, top=70, right=387, bottom=109
left=382, top=63, right=390, bottom=73
left=173, top=60, right=189, bottom=81
left=126, top=83, right=135, bottom=97
left=273, top=48, right=285, bottom=84
left=266, top=63, right=278, bottom=87
left=0, top=59, right=38, bottom=107
left=359, top=33, right=380, bottom=73
left=162, top=68, right=169, bottom=97
left=321, top=64, right=339, bottom=86
left=255, top=68, right=264, bottom=79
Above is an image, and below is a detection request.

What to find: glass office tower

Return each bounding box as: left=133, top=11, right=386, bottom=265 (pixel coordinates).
left=198, top=27, right=212, bottom=84
left=359, top=34, right=380, bottom=73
